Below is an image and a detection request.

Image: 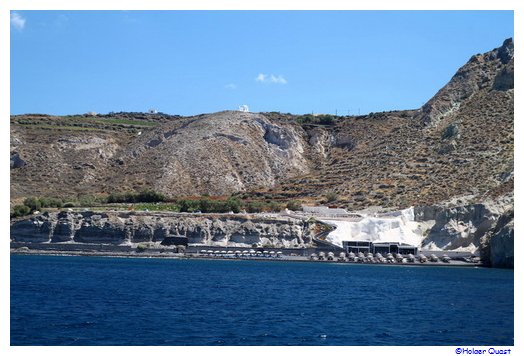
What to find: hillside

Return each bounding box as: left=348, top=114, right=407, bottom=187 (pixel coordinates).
left=10, top=39, right=513, bottom=211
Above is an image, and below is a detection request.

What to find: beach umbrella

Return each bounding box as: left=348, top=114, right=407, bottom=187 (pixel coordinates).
left=269, top=251, right=276, bottom=255
left=263, top=250, right=269, bottom=254
left=235, top=250, right=241, bottom=254
left=242, top=250, right=249, bottom=254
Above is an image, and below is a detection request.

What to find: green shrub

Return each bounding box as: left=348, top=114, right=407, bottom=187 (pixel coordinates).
left=297, top=114, right=335, bottom=126
left=47, top=197, right=64, bottom=208
left=107, top=190, right=165, bottom=204
left=11, top=205, right=31, bottom=218
left=78, top=195, right=98, bottom=207
left=268, top=201, right=282, bottom=212
left=136, top=243, right=148, bottom=252
left=246, top=201, right=263, bottom=213
left=199, top=198, right=212, bottom=213
left=23, top=197, right=41, bottom=211
left=179, top=199, right=200, bottom=213
left=107, top=192, right=124, bottom=204
left=135, top=203, right=181, bottom=212
left=318, top=115, right=335, bottom=125
left=326, top=192, right=338, bottom=203
left=226, top=197, right=241, bottom=213
left=136, top=190, right=165, bottom=202
left=286, top=200, right=302, bottom=211
left=38, top=197, right=52, bottom=208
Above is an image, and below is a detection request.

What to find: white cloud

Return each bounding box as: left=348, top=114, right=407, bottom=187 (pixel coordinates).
left=269, top=74, right=287, bottom=84
left=255, top=73, right=287, bottom=85
left=224, top=83, right=237, bottom=90
left=11, top=12, right=26, bottom=31
left=256, top=73, right=267, bottom=82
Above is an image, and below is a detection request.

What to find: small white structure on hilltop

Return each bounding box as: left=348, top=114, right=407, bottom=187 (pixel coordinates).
left=148, top=108, right=158, bottom=114
left=238, top=105, right=249, bottom=112
left=85, top=111, right=97, bottom=116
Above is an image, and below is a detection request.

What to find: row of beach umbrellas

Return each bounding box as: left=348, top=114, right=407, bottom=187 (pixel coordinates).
left=199, top=249, right=282, bottom=256
left=310, top=251, right=452, bottom=263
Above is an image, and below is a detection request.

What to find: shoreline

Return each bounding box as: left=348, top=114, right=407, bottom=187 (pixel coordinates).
left=10, top=249, right=485, bottom=268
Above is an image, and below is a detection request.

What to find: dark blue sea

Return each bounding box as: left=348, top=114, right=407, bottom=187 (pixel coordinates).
left=10, top=255, right=513, bottom=346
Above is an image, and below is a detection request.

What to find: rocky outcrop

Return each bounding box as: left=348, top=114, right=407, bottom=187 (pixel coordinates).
left=10, top=211, right=318, bottom=248
left=417, top=38, right=513, bottom=126
left=114, top=111, right=314, bottom=197
left=415, top=195, right=513, bottom=267
left=10, top=152, right=26, bottom=169
left=481, top=210, right=514, bottom=268
left=493, top=57, right=514, bottom=91
left=417, top=204, right=495, bottom=251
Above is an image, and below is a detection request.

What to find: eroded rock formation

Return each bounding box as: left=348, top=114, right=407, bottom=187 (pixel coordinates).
left=10, top=211, right=318, bottom=248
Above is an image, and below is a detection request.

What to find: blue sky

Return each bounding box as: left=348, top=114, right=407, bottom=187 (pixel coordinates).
left=10, top=10, right=513, bottom=116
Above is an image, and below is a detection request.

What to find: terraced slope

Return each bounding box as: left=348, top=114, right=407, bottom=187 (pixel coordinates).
left=11, top=39, right=513, bottom=211
left=267, top=39, right=514, bottom=209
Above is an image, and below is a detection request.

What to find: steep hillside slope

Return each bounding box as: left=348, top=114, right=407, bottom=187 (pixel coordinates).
left=114, top=111, right=317, bottom=197
left=11, top=39, right=513, bottom=211
left=269, top=38, right=514, bottom=209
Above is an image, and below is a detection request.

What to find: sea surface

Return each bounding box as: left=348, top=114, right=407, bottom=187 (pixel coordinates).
left=10, top=255, right=514, bottom=346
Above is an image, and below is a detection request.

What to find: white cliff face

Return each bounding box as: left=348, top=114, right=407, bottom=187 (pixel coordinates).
left=416, top=197, right=512, bottom=253
left=323, top=207, right=425, bottom=247
left=10, top=211, right=318, bottom=248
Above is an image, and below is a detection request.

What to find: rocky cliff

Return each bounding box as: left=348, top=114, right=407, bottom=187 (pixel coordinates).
left=482, top=209, right=514, bottom=268
left=417, top=38, right=514, bottom=126
left=415, top=194, right=513, bottom=268
left=10, top=211, right=318, bottom=248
